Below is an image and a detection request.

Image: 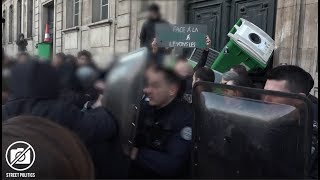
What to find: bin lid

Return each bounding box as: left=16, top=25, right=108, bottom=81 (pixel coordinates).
left=228, top=18, right=275, bottom=65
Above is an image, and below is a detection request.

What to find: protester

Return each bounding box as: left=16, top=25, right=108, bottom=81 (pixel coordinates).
left=171, top=35, right=212, bottom=103
left=76, top=65, right=99, bottom=89
left=2, top=60, right=118, bottom=178
left=2, top=72, right=10, bottom=104
left=15, top=33, right=28, bottom=52
left=174, top=60, right=194, bottom=78
left=77, top=50, right=95, bottom=68
left=140, top=3, right=168, bottom=50
left=192, top=67, right=215, bottom=87
left=2, top=116, right=95, bottom=179
left=129, top=65, right=192, bottom=178
left=2, top=53, right=14, bottom=105
left=52, top=52, right=66, bottom=68
left=140, top=3, right=173, bottom=64
left=65, top=54, right=78, bottom=66
left=230, top=64, right=248, bottom=77
left=221, top=70, right=240, bottom=84
left=226, top=77, right=254, bottom=88
left=224, top=76, right=254, bottom=98
left=75, top=65, right=100, bottom=110
left=57, top=60, right=92, bottom=109
left=263, top=65, right=318, bottom=179
left=192, top=35, right=212, bottom=71
left=173, top=61, right=193, bottom=103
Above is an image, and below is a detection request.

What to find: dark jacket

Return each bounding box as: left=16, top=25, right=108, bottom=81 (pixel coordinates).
left=56, top=62, right=100, bottom=109
left=2, top=61, right=118, bottom=178
left=193, top=50, right=209, bottom=72
left=16, top=39, right=28, bottom=52
left=130, top=97, right=193, bottom=178
left=140, top=18, right=168, bottom=50
left=140, top=18, right=172, bottom=64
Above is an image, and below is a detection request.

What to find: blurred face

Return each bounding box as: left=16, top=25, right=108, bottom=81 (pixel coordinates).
left=52, top=55, right=63, bottom=67
left=17, top=55, right=28, bottom=64
left=263, top=79, right=291, bottom=104
left=148, top=11, right=159, bottom=20
left=174, top=61, right=192, bottom=78
left=77, top=55, right=90, bottom=66
left=143, top=69, right=178, bottom=108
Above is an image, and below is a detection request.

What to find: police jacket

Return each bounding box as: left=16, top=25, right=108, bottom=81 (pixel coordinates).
left=309, top=102, right=318, bottom=179
left=132, top=97, right=193, bottom=178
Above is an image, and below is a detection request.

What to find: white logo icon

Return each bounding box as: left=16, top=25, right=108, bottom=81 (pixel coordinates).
left=5, top=141, right=35, bottom=171
left=186, top=34, right=191, bottom=40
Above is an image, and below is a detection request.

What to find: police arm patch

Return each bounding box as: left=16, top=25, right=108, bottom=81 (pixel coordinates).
left=180, top=126, right=192, bottom=141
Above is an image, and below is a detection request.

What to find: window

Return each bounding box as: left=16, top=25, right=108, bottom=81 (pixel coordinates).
left=2, top=10, right=6, bottom=44
left=27, top=0, right=33, bottom=38
left=92, top=0, right=109, bottom=23
left=100, top=0, right=108, bottom=20
left=9, top=5, right=13, bottom=43
left=73, top=0, right=80, bottom=26
left=66, top=0, right=80, bottom=28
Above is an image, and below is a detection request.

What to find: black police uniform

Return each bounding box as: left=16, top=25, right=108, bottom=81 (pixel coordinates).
left=130, top=97, right=193, bottom=178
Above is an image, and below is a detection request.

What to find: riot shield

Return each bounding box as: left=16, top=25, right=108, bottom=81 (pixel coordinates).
left=103, top=48, right=148, bottom=156
left=192, top=82, right=313, bottom=179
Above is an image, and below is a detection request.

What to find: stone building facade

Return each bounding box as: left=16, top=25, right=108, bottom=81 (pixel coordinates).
left=2, top=0, right=318, bottom=96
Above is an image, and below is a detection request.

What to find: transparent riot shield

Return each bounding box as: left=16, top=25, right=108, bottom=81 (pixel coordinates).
left=103, top=48, right=148, bottom=176
left=192, top=82, right=313, bottom=179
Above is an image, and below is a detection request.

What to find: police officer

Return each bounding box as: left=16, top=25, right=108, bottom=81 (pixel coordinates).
left=264, top=65, right=318, bottom=178
left=129, top=65, right=193, bottom=178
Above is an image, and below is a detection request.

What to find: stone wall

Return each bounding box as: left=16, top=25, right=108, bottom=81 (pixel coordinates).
left=60, top=0, right=116, bottom=69
left=274, top=0, right=318, bottom=96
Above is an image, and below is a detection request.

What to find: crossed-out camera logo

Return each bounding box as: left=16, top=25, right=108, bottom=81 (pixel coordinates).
left=5, top=141, right=36, bottom=178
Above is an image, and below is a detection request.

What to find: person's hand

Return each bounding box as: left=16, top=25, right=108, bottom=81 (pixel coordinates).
left=205, top=35, right=211, bottom=51
left=92, top=94, right=103, bottom=108
left=130, top=147, right=139, bottom=160
left=151, top=38, right=158, bottom=54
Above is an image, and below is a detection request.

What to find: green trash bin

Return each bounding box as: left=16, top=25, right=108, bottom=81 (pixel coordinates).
left=37, top=42, right=52, bottom=61
left=211, top=18, right=275, bottom=73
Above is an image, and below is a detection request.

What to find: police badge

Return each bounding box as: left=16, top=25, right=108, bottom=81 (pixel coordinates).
left=180, top=126, right=192, bottom=141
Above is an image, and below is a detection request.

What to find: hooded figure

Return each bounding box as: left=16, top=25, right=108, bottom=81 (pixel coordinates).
left=15, top=33, right=28, bottom=52
left=2, top=60, right=118, bottom=178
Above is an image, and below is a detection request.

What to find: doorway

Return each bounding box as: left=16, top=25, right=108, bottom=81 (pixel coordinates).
left=42, top=1, right=54, bottom=40
left=186, top=0, right=276, bottom=51
left=186, top=0, right=277, bottom=80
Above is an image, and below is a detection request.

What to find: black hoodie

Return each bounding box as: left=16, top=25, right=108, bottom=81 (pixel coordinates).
left=2, top=61, right=121, bottom=178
